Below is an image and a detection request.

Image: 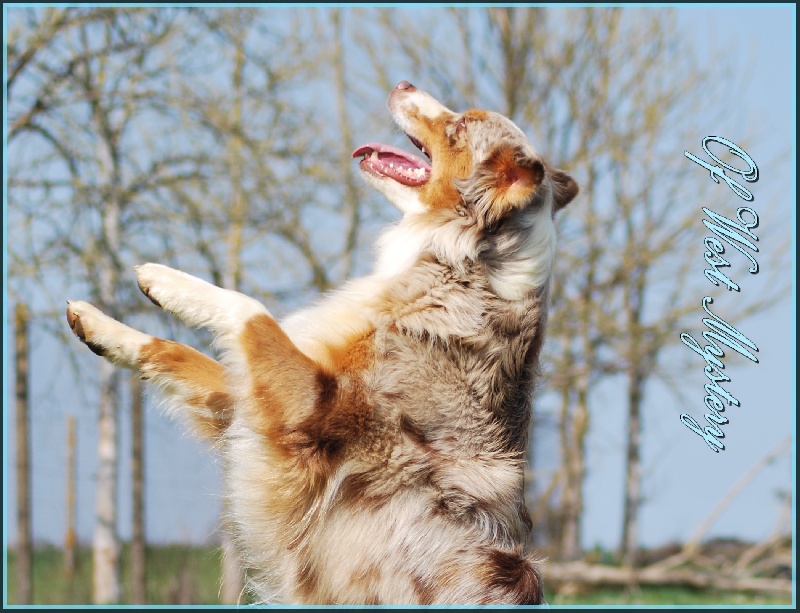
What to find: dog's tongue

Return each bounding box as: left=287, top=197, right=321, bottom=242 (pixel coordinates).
left=352, top=142, right=431, bottom=187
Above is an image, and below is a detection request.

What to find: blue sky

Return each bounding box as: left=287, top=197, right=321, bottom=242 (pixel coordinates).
left=3, top=5, right=795, bottom=555
left=578, top=5, right=795, bottom=549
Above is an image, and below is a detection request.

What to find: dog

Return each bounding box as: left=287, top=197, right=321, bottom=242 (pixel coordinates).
left=65, top=80, right=578, bottom=604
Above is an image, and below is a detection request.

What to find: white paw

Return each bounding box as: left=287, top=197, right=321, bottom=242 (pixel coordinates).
left=66, top=301, right=151, bottom=368
left=135, top=263, right=209, bottom=309
left=135, top=263, right=269, bottom=333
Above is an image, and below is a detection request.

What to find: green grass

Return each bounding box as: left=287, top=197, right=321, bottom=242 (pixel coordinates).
left=6, top=545, right=794, bottom=605
left=7, top=543, right=225, bottom=605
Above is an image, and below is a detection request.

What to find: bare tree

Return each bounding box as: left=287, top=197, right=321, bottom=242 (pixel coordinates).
left=14, top=303, right=32, bottom=604
left=7, top=8, right=202, bottom=602
left=130, top=374, right=145, bottom=603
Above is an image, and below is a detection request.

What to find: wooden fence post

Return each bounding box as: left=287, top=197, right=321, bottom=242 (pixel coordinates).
left=131, top=374, right=146, bottom=603
left=65, top=415, right=77, bottom=575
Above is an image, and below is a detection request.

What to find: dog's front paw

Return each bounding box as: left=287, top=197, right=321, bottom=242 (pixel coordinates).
left=134, top=263, right=224, bottom=321
left=134, top=263, right=192, bottom=309
left=134, top=262, right=269, bottom=333
left=66, top=301, right=109, bottom=357
left=66, top=301, right=150, bottom=368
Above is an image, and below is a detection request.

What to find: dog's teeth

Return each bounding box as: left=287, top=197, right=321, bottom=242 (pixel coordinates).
left=370, top=151, right=378, bottom=161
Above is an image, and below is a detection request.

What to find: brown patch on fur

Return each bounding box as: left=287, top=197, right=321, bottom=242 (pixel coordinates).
left=411, top=113, right=473, bottom=210
left=316, top=371, right=338, bottom=408
left=463, top=109, right=490, bottom=122
left=295, top=559, right=320, bottom=602
left=186, top=390, right=233, bottom=438
left=338, top=471, right=391, bottom=510
left=483, top=146, right=544, bottom=222
left=412, top=575, right=435, bottom=605
left=399, top=413, right=428, bottom=446
left=137, top=338, right=232, bottom=438
left=349, top=564, right=382, bottom=602
left=325, top=330, right=376, bottom=374
left=235, top=314, right=348, bottom=538
left=240, top=314, right=319, bottom=439
left=486, top=549, right=543, bottom=605
left=296, top=377, right=373, bottom=462
left=338, top=471, right=370, bottom=506
left=139, top=338, right=224, bottom=378
left=240, top=315, right=377, bottom=471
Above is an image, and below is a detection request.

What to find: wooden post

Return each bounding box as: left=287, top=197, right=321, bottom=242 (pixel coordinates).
left=65, top=415, right=77, bottom=575
left=130, top=374, right=146, bottom=603
left=15, top=303, right=32, bottom=603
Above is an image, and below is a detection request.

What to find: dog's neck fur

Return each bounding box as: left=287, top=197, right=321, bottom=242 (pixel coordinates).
left=375, top=202, right=556, bottom=303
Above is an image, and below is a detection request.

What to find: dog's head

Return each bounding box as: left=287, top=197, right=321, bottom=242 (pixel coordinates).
left=353, top=81, right=578, bottom=223
left=353, top=81, right=579, bottom=299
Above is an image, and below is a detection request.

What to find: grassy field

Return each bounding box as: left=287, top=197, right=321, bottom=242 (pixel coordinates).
left=6, top=545, right=794, bottom=605
left=7, top=544, right=227, bottom=605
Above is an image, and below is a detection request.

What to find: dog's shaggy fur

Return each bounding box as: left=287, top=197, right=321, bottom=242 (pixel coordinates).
left=66, top=81, right=578, bottom=604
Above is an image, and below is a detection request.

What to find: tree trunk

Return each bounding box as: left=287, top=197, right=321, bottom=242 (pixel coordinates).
left=620, top=366, right=645, bottom=566
left=560, top=381, right=589, bottom=561
left=15, top=303, right=32, bottom=604
left=65, top=415, right=77, bottom=576
left=131, top=374, right=146, bottom=603
left=557, top=385, right=575, bottom=559
left=222, top=28, right=246, bottom=294
left=94, top=360, right=120, bottom=604
left=90, top=18, right=123, bottom=599
left=219, top=26, right=246, bottom=603
left=619, top=250, right=647, bottom=566
left=94, top=161, right=122, bottom=604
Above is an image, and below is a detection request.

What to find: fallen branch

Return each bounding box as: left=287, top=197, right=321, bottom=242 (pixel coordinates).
left=545, top=561, right=792, bottom=596
left=643, top=438, right=792, bottom=577
left=683, top=437, right=791, bottom=554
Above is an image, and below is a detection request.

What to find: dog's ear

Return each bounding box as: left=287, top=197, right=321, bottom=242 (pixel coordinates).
left=549, top=168, right=579, bottom=213
left=460, top=146, right=545, bottom=227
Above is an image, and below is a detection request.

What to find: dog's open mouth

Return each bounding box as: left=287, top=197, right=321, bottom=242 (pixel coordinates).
left=352, top=134, right=431, bottom=187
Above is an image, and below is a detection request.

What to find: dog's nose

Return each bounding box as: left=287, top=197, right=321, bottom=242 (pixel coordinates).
left=395, top=80, right=416, bottom=91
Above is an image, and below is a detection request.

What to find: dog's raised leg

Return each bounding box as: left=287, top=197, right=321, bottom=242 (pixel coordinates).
left=133, top=264, right=324, bottom=442
left=66, top=300, right=232, bottom=439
